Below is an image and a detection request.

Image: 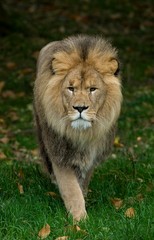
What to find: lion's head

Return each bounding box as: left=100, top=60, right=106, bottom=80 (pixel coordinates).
left=35, top=35, right=122, bottom=140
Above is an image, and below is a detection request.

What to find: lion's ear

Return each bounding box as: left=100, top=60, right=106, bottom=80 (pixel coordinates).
left=109, top=58, right=120, bottom=76
left=102, top=58, right=119, bottom=75
left=51, top=53, right=72, bottom=75
left=51, top=51, right=81, bottom=75
left=92, top=56, right=120, bottom=76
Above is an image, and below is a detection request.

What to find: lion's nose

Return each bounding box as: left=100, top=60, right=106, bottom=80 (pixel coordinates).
left=73, top=106, right=89, bottom=113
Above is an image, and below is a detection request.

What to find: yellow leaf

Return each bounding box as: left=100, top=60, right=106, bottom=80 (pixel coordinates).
left=55, top=237, right=69, bottom=240
left=17, top=183, right=24, bottom=194
left=111, top=198, right=123, bottom=209
left=125, top=207, right=135, bottom=218
left=114, top=136, right=124, bottom=147
left=38, top=224, right=51, bottom=239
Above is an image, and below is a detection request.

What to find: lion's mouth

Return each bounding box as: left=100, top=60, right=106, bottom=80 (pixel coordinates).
left=71, top=118, right=92, bottom=130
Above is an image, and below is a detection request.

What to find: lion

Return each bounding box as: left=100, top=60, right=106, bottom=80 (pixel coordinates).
left=33, top=35, right=122, bottom=221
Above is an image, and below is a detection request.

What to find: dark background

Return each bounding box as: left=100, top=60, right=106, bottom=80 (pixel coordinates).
left=1, top=0, right=154, bottom=89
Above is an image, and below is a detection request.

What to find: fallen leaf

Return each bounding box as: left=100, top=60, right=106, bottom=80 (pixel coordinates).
left=111, top=198, right=123, bottom=209
left=38, top=224, right=51, bottom=239
left=0, top=136, right=9, bottom=144
left=6, top=61, right=17, bottom=69
left=46, top=191, right=59, bottom=198
left=125, top=207, right=135, bottom=218
left=55, top=237, right=69, bottom=240
left=0, top=118, right=5, bottom=125
left=0, top=81, right=5, bottom=93
left=31, top=149, right=38, bottom=156
left=8, top=111, right=19, bottom=121
left=2, top=90, right=16, bottom=99
left=0, top=152, right=7, bottom=159
left=137, top=136, right=142, bottom=142
left=20, top=68, right=33, bottom=75
left=114, top=136, right=124, bottom=147
left=66, top=225, right=87, bottom=234
left=17, top=183, right=24, bottom=194
left=136, top=193, right=144, bottom=202
left=17, top=169, right=25, bottom=179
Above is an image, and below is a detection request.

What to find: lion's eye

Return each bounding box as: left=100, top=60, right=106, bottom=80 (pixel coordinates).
left=68, top=87, right=74, bottom=92
left=90, top=87, right=97, bottom=92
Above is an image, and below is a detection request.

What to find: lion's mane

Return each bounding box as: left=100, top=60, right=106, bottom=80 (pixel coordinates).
left=34, top=35, right=122, bottom=171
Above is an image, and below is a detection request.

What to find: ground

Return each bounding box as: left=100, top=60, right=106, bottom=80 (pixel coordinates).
left=0, top=0, right=154, bottom=239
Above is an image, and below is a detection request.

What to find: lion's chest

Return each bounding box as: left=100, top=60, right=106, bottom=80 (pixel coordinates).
left=71, top=146, right=97, bottom=172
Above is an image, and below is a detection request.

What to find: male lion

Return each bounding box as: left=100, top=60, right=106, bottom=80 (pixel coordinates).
left=33, top=35, right=122, bottom=221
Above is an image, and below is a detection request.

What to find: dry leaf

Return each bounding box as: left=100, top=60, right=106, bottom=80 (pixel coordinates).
left=46, top=191, right=58, bottom=198
left=38, top=224, right=51, bottom=239
left=0, top=136, right=9, bottom=144
left=0, top=81, right=5, bottom=93
left=21, top=68, right=33, bottom=75
left=114, top=136, right=124, bottom=147
left=137, top=136, right=142, bottom=142
left=0, top=152, right=7, bottom=159
left=111, top=198, right=123, bottom=209
left=0, top=118, right=5, bottom=125
left=17, top=183, right=24, bottom=194
left=8, top=111, right=19, bottom=121
left=17, top=169, right=25, bottom=179
left=125, top=207, right=135, bottom=218
left=55, top=237, right=69, bottom=240
left=74, top=225, right=81, bottom=231
left=67, top=225, right=87, bottom=234
left=2, top=90, right=16, bottom=99
left=136, top=193, right=144, bottom=202
left=6, top=61, right=17, bottom=69
left=31, top=149, right=38, bottom=156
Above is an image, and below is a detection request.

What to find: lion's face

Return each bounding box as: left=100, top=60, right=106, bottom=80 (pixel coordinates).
left=38, top=36, right=122, bottom=137
left=62, top=65, right=107, bottom=130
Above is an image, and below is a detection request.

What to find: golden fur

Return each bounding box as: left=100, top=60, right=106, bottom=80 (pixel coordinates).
left=34, top=35, right=122, bottom=221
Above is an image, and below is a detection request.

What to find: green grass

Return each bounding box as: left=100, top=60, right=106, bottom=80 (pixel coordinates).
left=0, top=0, right=154, bottom=239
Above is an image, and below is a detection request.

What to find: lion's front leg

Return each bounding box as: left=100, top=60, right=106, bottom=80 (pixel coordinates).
left=82, top=167, right=94, bottom=197
left=52, top=162, right=87, bottom=221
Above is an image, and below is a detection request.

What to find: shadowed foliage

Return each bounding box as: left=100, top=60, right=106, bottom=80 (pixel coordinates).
left=0, top=1, right=153, bottom=239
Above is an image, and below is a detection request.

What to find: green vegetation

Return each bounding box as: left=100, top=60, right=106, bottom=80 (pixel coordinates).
left=0, top=1, right=153, bottom=239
